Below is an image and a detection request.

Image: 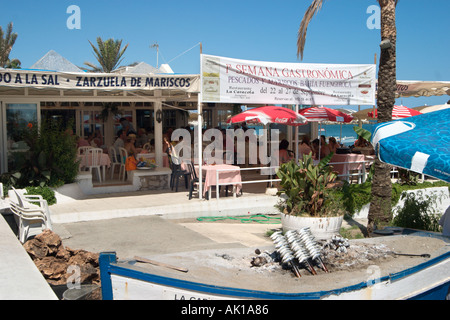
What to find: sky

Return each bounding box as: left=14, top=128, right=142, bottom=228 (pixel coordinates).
left=1, top=0, right=449, bottom=110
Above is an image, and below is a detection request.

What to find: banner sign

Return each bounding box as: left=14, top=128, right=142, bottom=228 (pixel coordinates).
left=201, top=54, right=376, bottom=105
left=0, top=69, right=200, bottom=92
left=396, top=80, right=450, bottom=98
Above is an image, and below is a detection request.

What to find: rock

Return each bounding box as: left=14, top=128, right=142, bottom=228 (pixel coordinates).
left=23, top=239, right=48, bottom=259
left=23, top=230, right=101, bottom=295
left=35, top=229, right=62, bottom=254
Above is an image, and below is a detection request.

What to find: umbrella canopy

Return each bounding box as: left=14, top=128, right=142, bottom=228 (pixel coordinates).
left=371, top=109, right=450, bottom=182
left=414, top=104, right=450, bottom=114
left=368, top=105, right=422, bottom=119
left=227, top=106, right=307, bottom=126
left=299, top=106, right=353, bottom=123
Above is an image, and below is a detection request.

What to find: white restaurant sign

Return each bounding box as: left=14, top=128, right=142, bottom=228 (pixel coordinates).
left=201, top=54, right=376, bottom=105
left=0, top=68, right=200, bottom=92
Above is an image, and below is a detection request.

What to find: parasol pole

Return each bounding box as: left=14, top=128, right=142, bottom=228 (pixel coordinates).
left=372, top=54, right=377, bottom=119
left=198, top=43, right=203, bottom=200
left=318, top=121, right=322, bottom=162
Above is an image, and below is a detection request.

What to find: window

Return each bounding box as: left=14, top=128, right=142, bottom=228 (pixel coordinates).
left=6, top=103, right=37, bottom=172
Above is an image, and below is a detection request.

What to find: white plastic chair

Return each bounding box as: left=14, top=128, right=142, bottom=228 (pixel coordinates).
left=10, top=202, right=49, bottom=243
left=77, top=146, right=93, bottom=155
left=85, top=148, right=104, bottom=183
left=108, top=146, right=121, bottom=180
left=10, top=187, right=52, bottom=243
left=118, top=147, right=128, bottom=181
left=77, top=146, right=93, bottom=171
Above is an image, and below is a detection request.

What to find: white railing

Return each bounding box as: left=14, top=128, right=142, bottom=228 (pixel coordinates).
left=328, top=160, right=373, bottom=184
left=213, top=166, right=280, bottom=200
left=208, top=159, right=376, bottom=200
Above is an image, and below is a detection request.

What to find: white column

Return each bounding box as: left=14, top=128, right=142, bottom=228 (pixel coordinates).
left=154, top=90, right=163, bottom=168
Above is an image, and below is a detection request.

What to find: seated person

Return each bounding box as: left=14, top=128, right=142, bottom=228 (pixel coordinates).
left=298, top=135, right=312, bottom=157
left=136, top=128, right=149, bottom=148
left=113, top=129, right=127, bottom=161
left=354, top=135, right=370, bottom=148
left=328, top=137, right=339, bottom=154
left=278, top=139, right=293, bottom=164
left=311, top=138, right=330, bottom=160
left=77, top=136, right=90, bottom=148
left=124, top=133, right=138, bottom=157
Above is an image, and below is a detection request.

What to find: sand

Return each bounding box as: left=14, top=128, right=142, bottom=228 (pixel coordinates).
left=120, top=234, right=449, bottom=295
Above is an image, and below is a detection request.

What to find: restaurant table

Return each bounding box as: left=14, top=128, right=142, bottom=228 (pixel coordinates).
left=330, top=153, right=366, bottom=182
left=77, top=153, right=111, bottom=181
left=196, top=164, right=242, bottom=199
left=136, top=153, right=170, bottom=168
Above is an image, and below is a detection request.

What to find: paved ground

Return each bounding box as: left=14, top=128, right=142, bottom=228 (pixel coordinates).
left=53, top=215, right=283, bottom=259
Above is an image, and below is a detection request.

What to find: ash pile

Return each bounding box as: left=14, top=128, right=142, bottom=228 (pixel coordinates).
left=251, top=227, right=394, bottom=277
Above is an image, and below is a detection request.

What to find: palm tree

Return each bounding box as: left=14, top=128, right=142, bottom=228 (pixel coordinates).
left=297, top=0, right=398, bottom=234
left=84, top=37, right=129, bottom=72
left=0, top=22, right=18, bottom=67
left=5, top=58, right=21, bottom=69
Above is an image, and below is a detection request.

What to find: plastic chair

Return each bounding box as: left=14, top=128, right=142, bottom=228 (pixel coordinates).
left=187, top=162, right=205, bottom=200
left=77, top=146, right=92, bottom=155
left=10, top=187, right=52, bottom=243
left=85, top=148, right=103, bottom=183
left=118, top=147, right=128, bottom=181
left=77, top=146, right=93, bottom=170
left=108, top=146, right=121, bottom=180
left=10, top=202, right=48, bottom=243
left=168, top=154, right=190, bottom=192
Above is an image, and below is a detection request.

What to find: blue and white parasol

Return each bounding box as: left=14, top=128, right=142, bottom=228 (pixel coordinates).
left=371, top=109, right=450, bottom=182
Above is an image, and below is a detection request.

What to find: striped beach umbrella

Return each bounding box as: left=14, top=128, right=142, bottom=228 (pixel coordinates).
left=227, top=106, right=307, bottom=126
left=368, top=105, right=422, bottom=119
left=299, top=106, right=354, bottom=123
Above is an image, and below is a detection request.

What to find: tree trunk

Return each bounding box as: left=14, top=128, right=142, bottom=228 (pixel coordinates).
left=367, top=0, right=397, bottom=234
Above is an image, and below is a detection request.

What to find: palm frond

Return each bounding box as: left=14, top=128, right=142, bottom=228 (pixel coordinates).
left=85, top=37, right=129, bottom=72
left=0, top=22, right=18, bottom=67
left=297, top=0, right=325, bottom=60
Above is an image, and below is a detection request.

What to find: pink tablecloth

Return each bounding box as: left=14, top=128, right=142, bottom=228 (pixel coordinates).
left=330, top=154, right=365, bottom=177
left=136, top=153, right=170, bottom=168
left=78, top=153, right=111, bottom=168
left=196, top=164, right=242, bottom=197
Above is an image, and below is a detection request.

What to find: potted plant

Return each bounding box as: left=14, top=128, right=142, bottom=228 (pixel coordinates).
left=275, top=153, right=345, bottom=240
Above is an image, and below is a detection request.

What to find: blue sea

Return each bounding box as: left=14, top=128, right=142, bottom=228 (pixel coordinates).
left=320, top=123, right=376, bottom=147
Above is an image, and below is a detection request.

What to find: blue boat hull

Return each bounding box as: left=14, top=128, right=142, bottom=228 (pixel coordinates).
left=99, top=249, right=450, bottom=300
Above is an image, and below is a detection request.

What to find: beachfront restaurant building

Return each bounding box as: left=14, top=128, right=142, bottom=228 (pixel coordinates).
left=0, top=51, right=241, bottom=174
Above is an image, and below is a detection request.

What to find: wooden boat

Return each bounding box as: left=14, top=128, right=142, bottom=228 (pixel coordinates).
left=99, top=229, right=450, bottom=300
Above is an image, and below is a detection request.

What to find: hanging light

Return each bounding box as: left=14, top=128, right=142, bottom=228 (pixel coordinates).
left=155, top=109, right=163, bottom=123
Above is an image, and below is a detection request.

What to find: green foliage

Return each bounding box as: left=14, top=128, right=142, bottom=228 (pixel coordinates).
left=8, top=119, right=78, bottom=188
left=340, top=178, right=449, bottom=217
left=84, top=37, right=128, bottom=72
left=341, top=181, right=373, bottom=215
left=353, top=126, right=372, bottom=142
left=25, top=186, right=56, bottom=206
left=0, top=22, right=18, bottom=67
left=392, top=191, right=443, bottom=232
left=276, top=152, right=344, bottom=217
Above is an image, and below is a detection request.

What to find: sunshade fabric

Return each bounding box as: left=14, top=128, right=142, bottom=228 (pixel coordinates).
left=299, top=106, right=353, bottom=122
left=368, top=105, right=422, bottom=119
left=227, top=106, right=307, bottom=126
left=371, top=109, right=450, bottom=182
